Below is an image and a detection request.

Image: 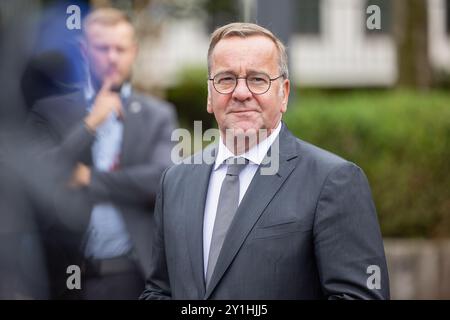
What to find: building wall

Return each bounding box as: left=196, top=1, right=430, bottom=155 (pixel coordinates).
left=133, top=18, right=209, bottom=91
left=292, top=0, right=450, bottom=87
left=132, top=0, right=450, bottom=89
left=385, top=239, right=450, bottom=299
left=429, top=0, right=450, bottom=73
left=291, top=0, right=397, bottom=87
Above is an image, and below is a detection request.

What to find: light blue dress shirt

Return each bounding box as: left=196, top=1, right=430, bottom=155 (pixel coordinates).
left=83, top=83, right=133, bottom=259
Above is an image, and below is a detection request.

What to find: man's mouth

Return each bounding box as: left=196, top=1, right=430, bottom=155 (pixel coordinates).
left=228, top=109, right=258, bottom=114
left=106, top=68, right=120, bottom=76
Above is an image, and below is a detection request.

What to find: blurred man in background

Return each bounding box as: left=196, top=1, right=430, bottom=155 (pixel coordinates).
left=28, top=7, right=177, bottom=299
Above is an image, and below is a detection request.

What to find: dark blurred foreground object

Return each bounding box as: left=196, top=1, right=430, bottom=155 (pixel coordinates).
left=21, top=50, right=82, bottom=111
left=0, top=131, right=50, bottom=299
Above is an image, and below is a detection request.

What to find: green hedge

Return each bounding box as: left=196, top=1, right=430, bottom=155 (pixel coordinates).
left=284, top=90, right=450, bottom=238
left=166, top=67, right=450, bottom=237
left=166, top=66, right=216, bottom=131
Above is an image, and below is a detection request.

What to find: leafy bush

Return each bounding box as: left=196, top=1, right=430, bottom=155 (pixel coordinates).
left=284, top=90, right=450, bottom=238
left=166, top=66, right=216, bottom=131
left=166, top=70, right=449, bottom=238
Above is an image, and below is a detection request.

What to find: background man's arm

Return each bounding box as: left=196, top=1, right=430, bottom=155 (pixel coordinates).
left=27, top=101, right=95, bottom=172
left=80, top=106, right=177, bottom=206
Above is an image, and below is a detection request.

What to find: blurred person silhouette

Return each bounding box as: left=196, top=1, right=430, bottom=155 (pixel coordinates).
left=21, top=50, right=82, bottom=111
left=0, top=0, right=54, bottom=299
left=27, top=7, right=177, bottom=299
left=0, top=135, right=50, bottom=299
left=20, top=1, right=86, bottom=111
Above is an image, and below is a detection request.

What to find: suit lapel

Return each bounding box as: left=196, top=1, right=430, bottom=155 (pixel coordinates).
left=204, top=125, right=300, bottom=299
left=186, top=146, right=216, bottom=298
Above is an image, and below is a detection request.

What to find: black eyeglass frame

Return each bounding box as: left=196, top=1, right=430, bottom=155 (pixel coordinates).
left=208, top=73, right=285, bottom=95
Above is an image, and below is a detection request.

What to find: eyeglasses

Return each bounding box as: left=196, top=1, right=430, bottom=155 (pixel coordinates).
left=209, top=72, right=284, bottom=95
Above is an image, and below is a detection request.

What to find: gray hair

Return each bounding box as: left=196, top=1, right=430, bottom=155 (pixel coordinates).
left=207, top=22, right=289, bottom=79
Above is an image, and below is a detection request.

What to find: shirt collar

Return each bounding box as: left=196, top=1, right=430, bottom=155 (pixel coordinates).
left=214, top=121, right=282, bottom=170
left=84, top=76, right=95, bottom=103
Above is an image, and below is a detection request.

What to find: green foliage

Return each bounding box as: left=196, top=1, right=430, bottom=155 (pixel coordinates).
left=284, top=90, right=450, bottom=238
left=166, top=66, right=216, bottom=131
left=166, top=71, right=449, bottom=238
left=435, top=70, right=450, bottom=90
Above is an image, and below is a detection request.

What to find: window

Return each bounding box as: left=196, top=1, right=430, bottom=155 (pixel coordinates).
left=204, top=0, right=239, bottom=33
left=296, top=0, right=321, bottom=35
left=365, top=0, right=392, bottom=35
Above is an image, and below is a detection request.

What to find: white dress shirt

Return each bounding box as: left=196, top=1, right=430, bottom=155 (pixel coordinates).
left=202, top=122, right=282, bottom=277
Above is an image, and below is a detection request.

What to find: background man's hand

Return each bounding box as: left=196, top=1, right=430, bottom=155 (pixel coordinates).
left=84, top=79, right=123, bottom=131
left=68, top=163, right=91, bottom=188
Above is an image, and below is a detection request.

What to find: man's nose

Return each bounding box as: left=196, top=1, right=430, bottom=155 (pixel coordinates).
left=107, top=48, right=119, bottom=63
left=232, top=78, right=252, bottom=101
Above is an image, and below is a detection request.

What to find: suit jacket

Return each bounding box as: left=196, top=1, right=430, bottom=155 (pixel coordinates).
left=27, top=89, right=177, bottom=298
left=141, top=123, right=390, bottom=300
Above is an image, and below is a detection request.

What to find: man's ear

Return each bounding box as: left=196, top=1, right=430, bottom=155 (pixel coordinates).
left=280, top=79, right=290, bottom=113
left=207, top=84, right=213, bottom=114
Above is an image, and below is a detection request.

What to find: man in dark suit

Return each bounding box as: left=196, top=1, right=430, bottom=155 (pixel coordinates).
left=140, top=23, right=389, bottom=300
left=28, top=8, right=176, bottom=299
